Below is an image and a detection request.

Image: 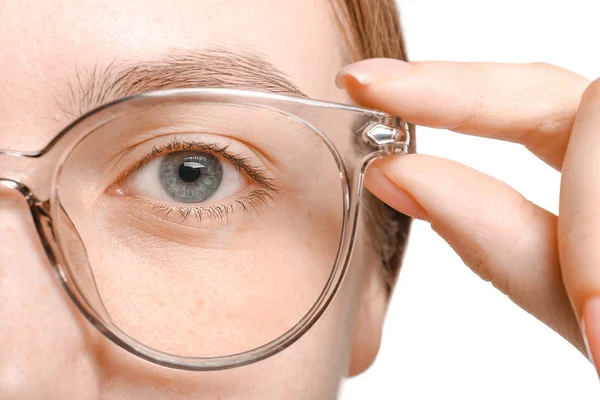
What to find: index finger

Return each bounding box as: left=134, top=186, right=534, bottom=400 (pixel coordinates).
left=337, top=59, right=589, bottom=170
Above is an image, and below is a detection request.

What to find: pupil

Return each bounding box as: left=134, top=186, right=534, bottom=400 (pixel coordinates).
left=178, top=162, right=202, bottom=183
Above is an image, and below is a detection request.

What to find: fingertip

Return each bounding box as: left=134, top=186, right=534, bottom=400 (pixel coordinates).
left=336, top=58, right=412, bottom=88
left=335, top=69, right=372, bottom=90
left=335, top=59, right=414, bottom=109
left=581, top=76, right=600, bottom=102
left=335, top=59, right=428, bottom=122
left=365, top=163, right=430, bottom=222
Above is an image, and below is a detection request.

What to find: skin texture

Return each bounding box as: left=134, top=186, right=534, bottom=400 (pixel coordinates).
left=0, top=1, right=391, bottom=399
left=337, top=58, right=599, bottom=372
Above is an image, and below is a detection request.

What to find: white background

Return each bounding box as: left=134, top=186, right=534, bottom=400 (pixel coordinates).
left=342, top=1, right=600, bottom=398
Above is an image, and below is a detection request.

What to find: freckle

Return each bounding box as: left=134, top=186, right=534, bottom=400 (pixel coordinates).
left=306, top=235, right=313, bottom=249
left=196, top=298, right=204, bottom=308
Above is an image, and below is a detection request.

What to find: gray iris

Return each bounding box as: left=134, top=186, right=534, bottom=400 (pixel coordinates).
left=159, top=151, right=223, bottom=203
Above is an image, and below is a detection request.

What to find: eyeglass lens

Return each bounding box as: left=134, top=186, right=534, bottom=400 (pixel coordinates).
left=53, top=100, right=346, bottom=358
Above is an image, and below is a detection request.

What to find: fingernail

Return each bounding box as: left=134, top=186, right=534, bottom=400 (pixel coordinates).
left=582, top=296, right=600, bottom=377
left=336, top=58, right=412, bottom=89
left=365, top=166, right=429, bottom=221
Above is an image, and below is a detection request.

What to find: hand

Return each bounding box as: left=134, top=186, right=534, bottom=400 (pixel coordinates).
left=337, top=58, right=600, bottom=373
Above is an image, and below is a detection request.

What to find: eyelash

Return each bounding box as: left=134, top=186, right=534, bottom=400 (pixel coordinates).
left=114, top=139, right=279, bottom=225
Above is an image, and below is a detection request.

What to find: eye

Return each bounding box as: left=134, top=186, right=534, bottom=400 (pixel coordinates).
left=124, top=150, right=247, bottom=204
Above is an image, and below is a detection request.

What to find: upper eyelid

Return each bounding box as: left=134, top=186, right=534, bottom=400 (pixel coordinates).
left=116, top=139, right=279, bottom=193
left=119, top=140, right=236, bottom=181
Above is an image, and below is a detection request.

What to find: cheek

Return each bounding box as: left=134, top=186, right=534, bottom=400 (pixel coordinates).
left=94, top=284, right=356, bottom=399
left=64, top=188, right=358, bottom=398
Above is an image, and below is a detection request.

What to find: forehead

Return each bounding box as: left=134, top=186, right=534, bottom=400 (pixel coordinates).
left=0, top=0, right=348, bottom=149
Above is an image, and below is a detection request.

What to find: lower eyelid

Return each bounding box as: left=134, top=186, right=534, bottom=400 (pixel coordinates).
left=111, top=187, right=277, bottom=230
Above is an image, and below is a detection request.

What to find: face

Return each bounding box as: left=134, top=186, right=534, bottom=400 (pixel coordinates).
left=0, top=1, right=391, bottom=398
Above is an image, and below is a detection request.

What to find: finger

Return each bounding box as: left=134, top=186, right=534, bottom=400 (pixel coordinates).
left=337, top=59, right=589, bottom=170
left=365, top=153, right=584, bottom=353
left=559, top=77, right=600, bottom=371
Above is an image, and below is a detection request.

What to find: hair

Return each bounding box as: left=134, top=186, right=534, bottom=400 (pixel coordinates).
left=332, top=0, right=415, bottom=291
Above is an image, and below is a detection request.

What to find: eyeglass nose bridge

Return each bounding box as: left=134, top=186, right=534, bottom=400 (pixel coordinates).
left=0, top=159, right=65, bottom=291
left=0, top=177, right=36, bottom=200
left=0, top=151, right=53, bottom=237
left=0, top=170, right=57, bottom=256
left=0, top=148, right=57, bottom=201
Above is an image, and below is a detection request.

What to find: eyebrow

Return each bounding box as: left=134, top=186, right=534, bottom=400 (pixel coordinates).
left=56, top=47, right=308, bottom=120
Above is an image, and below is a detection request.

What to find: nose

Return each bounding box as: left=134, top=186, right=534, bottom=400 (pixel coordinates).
left=0, top=183, right=100, bottom=399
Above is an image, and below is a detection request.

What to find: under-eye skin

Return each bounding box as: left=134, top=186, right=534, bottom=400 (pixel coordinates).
left=109, top=139, right=279, bottom=225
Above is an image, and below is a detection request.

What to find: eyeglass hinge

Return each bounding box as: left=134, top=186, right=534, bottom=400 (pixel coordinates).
left=361, top=119, right=410, bottom=154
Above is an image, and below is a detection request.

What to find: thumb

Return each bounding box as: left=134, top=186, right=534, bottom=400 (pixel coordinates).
left=366, top=153, right=584, bottom=352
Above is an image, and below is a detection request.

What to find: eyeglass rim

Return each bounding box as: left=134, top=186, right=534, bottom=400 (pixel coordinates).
left=0, top=87, right=393, bottom=158
left=1, top=88, right=410, bottom=371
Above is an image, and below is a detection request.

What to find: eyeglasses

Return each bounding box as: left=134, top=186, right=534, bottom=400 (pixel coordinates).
left=0, top=88, right=410, bottom=371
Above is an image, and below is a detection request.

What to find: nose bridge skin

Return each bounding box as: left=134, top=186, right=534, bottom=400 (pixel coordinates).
left=0, top=173, right=100, bottom=398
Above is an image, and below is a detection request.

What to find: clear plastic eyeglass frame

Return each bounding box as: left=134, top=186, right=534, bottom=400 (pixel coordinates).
left=0, top=88, right=410, bottom=371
